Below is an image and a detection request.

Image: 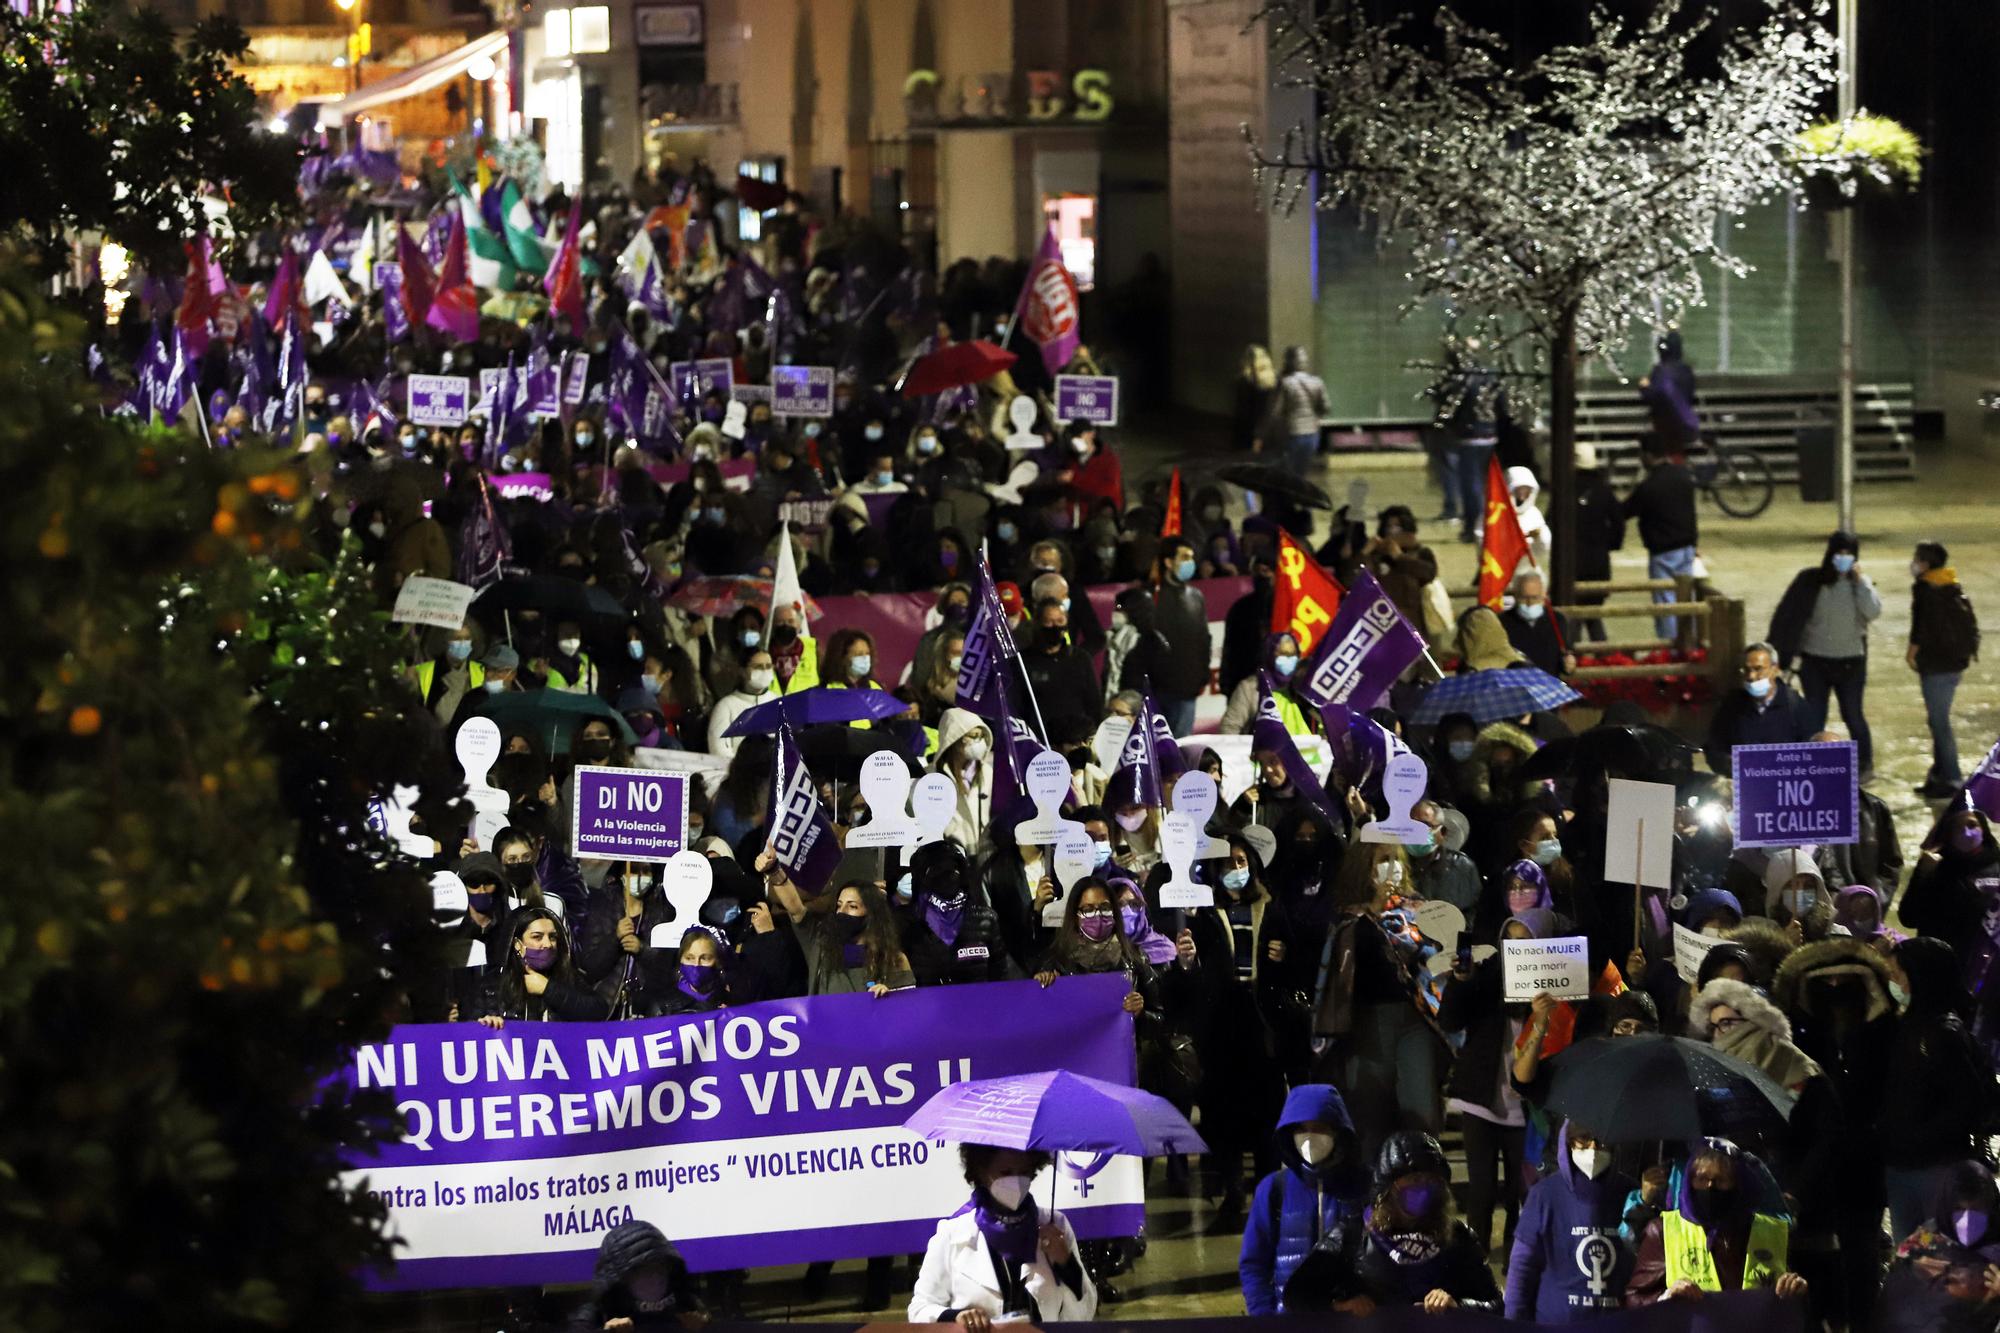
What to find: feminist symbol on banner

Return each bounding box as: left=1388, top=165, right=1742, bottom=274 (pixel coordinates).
left=1015, top=750, right=1084, bottom=847
left=645, top=851, right=714, bottom=950
left=1171, top=771, right=1230, bottom=859
left=1358, top=753, right=1432, bottom=844
left=847, top=751, right=921, bottom=848
left=909, top=774, right=957, bottom=851
left=1156, top=812, right=1212, bottom=908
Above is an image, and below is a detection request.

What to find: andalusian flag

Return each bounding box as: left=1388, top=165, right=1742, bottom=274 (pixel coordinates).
left=500, top=181, right=551, bottom=277
left=451, top=170, right=515, bottom=290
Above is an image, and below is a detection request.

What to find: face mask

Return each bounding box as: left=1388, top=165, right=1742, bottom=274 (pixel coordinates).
left=1784, top=887, right=1816, bottom=916
left=1078, top=910, right=1116, bottom=942
left=484, top=679, right=507, bottom=693
left=1115, top=809, right=1147, bottom=833
left=641, top=673, right=662, bottom=693
left=1955, top=825, right=1985, bottom=854
left=803, top=422, right=822, bottom=438
left=831, top=911, right=869, bottom=942
left=1174, top=559, right=1196, bottom=583
left=704, top=506, right=727, bottom=524
left=627, top=1270, right=672, bottom=1307
left=368, top=520, right=389, bottom=539
left=1571, top=1146, right=1612, bottom=1180
left=1448, top=740, right=1476, bottom=762
left=576, top=432, right=594, bottom=447
left=1689, top=1184, right=1735, bottom=1220
left=1096, top=546, right=1117, bottom=564
left=1911, top=561, right=1926, bottom=579
left=739, top=627, right=763, bottom=649
left=1374, top=860, right=1404, bottom=888
left=1405, top=833, right=1437, bottom=858
left=1119, top=904, right=1145, bottom=936
left=627, top=640, right=646, bottom=661
left=1273, top=654, right=1299, bottom=678
left=916, top=435, right=939, bottom=455
left=939, top=550, right=960, bottom=571
left=963, top=737, right=988, bottom=763
left=747, top=667, right=774, bottom=692
left=503, top=861, right=536, bottom=889
left=1070, top=437, right=1091, bottom=457
left=1222, top=867, right=1251, bottom=892
left=848, top=654, right=872, bottom=679
left=1518, top=602, right=1545, bottom=623
left=576, top=737, right=613, bottom=761
left=987, top=1174, right=1033, bottom=1212
left=466, top=889, right=495, bottom=915
left=521, top=945, right=555, bottom=974
left=865, top=424, right=885, bottom=442
left=1745, top=676, right=1773, bottom=699
left=679, top=961, right=718, bottom=994
left=1958, top=1209, right=1990, bottom=1247
left=874, top=470, right=895, bottom=487
left=997, top=522, right=1018, bottom=542
left=894, top=872, right=914, bottom=903
left=1508, top=886, right=1540, bottom=914
left=1111, top=610, right=1129, bottom=630
left=1888, top=979, right=1910, bottom=1007
left=1831, top=553, right=1856, bottom=573
left=1294, top=1131, right=1337, bottom=1165
left=1532, top=838, right=1563, bottom=867
left=1094, top=840, right=1114, bottom=868
left=446, top=639, right=473, bottom=662
left=557, top=637, right=582, bottom=657
left=1396, top=1184, right=1437, bottom=1217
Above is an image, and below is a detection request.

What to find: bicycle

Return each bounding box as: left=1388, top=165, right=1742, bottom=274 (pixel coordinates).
left=1683, top=436, right=1775, bottom=519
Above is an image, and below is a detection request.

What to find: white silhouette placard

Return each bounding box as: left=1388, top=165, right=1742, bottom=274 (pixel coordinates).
left=1171, top=771, right=1230, bottom=859
left=847, top=750, right=921, bottom=848
left=1359, top=753, right=1432, bottom=844
left=431, top=870, right=468, bottom=925
left=1004, top=395, right=1043, bottom=451
left=1045, top=826, right=1098, bottom=925
left=1093, top=715, right=1133, bottom=774
left=1014, top=750, right=1084, bottom=847
left=908, top=773, right=957, bottom=851
left=456, top=717, right=510, bottom=818
left=379, top=784, right=436, bottom=859
left=721, top=399, right=748, bottom=441
left=1156, top=811, right=1213, bottom=909
left=472, top=809, right=510, bottom=851
left=647, top=850, right=714, bottom=949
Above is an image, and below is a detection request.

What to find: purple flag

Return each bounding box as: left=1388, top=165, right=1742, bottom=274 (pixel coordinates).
left=234, top=316, right=273, bottom=429
left=485, top=355, right=519, bottom=464
left=1965, top=738, right=2000, bottom=822
left=954, top=556, right=1020, bottom=720
left=422, top=209, right=454, bottom=269
left=1252, top=672, right=1337, bottom=822
left=380, top=261, right=409, bottom=342
left=1013, top=223, right=1081, bottom=376
left=514, top=326, right=559, bottom=417
left=1318, top=700, right=1413, bottom=791
left=1297, top=568, right=1427, bottom=711
left=985, top=668, right=1050, bottom=834
left=1104, top=692, right=1184, bottom=812
left=456, top=474, right=512, bottom=589
left=768, top=723, right=842, bottom=898
left=608, top=324, right=682, bottom=454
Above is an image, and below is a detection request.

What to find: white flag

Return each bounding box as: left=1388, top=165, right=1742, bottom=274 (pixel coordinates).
left=303, top=249, right=351, bottom=308
left=767, top=520, right=803, bottom=640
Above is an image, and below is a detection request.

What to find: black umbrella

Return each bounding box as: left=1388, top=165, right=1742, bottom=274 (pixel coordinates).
left=473, top=575, right=627, bottom=626
left=1516, top=722, right=1696, bottom=784
left=1544, top=1034, right=1794, bottom=1144
left=1216, top=462, right=1332, bottom=510
left=795, top=725, right=903, bottom=783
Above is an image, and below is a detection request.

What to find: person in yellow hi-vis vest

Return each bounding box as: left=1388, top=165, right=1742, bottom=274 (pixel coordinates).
left=1626, top=1140, right=1809, bottom=1307
left=410, top=620, right=484, bottom=726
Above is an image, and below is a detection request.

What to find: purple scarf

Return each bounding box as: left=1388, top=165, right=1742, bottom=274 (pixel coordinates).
left=971, top=1196, right=1038, bottom=1268
left=1117, top=882, right=1179, bottom=966
left=925, top=892, right=966, bottom=946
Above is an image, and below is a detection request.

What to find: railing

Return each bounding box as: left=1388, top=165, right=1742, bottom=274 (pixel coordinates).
left=1447, top=579, right=1746, bottom=698
left=642, top=82, right=739, bottom=128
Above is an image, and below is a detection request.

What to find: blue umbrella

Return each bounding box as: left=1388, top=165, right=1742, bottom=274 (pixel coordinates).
left=902, top=1070, right=1205, bottom=1157
left=721, top=685, right=909, bottom=737
left=1409, top=665, right=1582, bottom=724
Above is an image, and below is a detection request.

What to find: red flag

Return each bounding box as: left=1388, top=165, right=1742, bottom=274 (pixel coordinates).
left=1161, top=468, right=1183, bottom=538
left=394, top=227, right=436, bottom=331
left=544, top=196, right=587, bottom=328
left=1478, top=454, right=1532, bottom=609
left=175, top=236, right=223, bottom=355
left=427, top=213, right=481, bottom=344
left=1273, top=529, right=1345, bottom=653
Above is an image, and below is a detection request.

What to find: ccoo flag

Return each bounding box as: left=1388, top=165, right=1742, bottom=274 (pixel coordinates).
left=768, top=722, right=842, bottom=897
left=1296, top=568, right=1426, bottom=712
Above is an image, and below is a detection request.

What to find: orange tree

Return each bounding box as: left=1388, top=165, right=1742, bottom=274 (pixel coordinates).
left=0, top=263, right=459, bottom=1328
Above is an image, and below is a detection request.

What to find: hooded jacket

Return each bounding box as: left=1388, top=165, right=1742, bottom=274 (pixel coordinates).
left=1505, top=466, right=1552, bottom=568
left=1878, top=1162, right=2000, bottom=1333
left=1506, top=1122, right=1638, bottom=1322
left=565, top=1220, right=699, bottom=1332
left=931, top=708, right=993, bottom=852
left=1238, top=1084, right=1367, bottom=1315
left=1687, top=978, right=1822, bottom=1093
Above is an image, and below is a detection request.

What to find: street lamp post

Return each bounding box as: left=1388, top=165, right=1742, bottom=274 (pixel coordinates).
left=1835, top=0, right=1858, bottom=532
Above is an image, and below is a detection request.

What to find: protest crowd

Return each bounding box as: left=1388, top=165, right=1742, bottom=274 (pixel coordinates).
left=102, top=148, right=2000, bottom=1333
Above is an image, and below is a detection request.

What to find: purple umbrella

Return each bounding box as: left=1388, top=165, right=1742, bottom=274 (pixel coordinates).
left=721, top=685, right=909, bottom=737
left=902, top=1070, right=1206, bottom=1158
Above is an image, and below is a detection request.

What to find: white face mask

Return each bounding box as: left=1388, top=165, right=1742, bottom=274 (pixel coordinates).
left=963, top=737, right=989, bottom=763
left=986, top=1174, right=1033, bottom=1212
left=1571, top=1146, right=1612, bottom=1180
left=1374, top=859, right=1404, bottom=888
left=746, top=667, right=774, bottom=693
left=557, top=637, right=582, bottom=657
left=1115, top=809, right=1148, bottom=833
left=1294, top=1131, right=1336, bottom=1166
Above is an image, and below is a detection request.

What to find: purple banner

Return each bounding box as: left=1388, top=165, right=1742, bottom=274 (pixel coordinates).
left=337, top=975, right=1144, bottom=1289
left=771, top=364, right=834, bottom=417
left=670, top=357, right=735, bottom=401
left=407, top=373, right=471, bottom=427
left=572, top=765, right=691, bottom=862
left=1298, top=568, right=1426, bottom=711
left=1054, top=373, right=1119, bottom=426
left=1730, top=740, right=1859, bottom=848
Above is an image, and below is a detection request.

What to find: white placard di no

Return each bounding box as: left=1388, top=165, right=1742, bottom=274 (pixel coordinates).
left=1502, top=935, right=1591, bottom=1002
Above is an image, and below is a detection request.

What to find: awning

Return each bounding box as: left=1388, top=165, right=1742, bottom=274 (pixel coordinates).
left=319, top=30, right=508, bottom=123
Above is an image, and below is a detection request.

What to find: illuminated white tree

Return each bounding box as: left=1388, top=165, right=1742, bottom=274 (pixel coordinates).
left=1247, top=0, right=1834, bottom=598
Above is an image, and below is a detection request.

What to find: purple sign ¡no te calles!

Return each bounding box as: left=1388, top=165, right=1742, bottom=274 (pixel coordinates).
left=771, top=365, right=834, bottom=417
left=1730, top=740, right=1859, bottom=848
left=572, top=765, right=690, bottom=863
left=1054, top=373, right=1119, bottom=426
left=406, top=373, right=471, bottom=427
left=332, top=975, right=1144, bottom=1289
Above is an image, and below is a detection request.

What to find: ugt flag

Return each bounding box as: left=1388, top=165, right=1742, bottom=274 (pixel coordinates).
left=1297, top=568, right=1426, bottom=712
left=1013, top=223, right=1080, bottom=375
left=1274, top=529, right=1345, bottom=653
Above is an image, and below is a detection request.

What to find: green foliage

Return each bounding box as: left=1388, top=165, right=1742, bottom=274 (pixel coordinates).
left=0, top=257, right=458, bottom=1329
left=0, top=6, right=300, bottom=273
left=1795, top=113, right=1925, bottom=205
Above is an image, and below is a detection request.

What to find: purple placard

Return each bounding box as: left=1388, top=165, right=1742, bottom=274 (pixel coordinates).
left=334, top=975, right=1143, bottom=1289
left=771, top=364, right=834, bottom=418
left=406, top=373, right=471, bottom=427
left=489, top=472, right=554, bottom=500
left=563, top=350, right=590, bottom=406
left=1730, top=740, right=1859, bottom=848
left=572, top=764, right=690, bottom=862
left=669, top=357, right=734, bottom=401
left=1054, top=373, right=1119, bottom=426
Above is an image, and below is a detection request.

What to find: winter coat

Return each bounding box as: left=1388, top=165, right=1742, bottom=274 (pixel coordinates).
left=1505, top=466, right=1552, bottom=569
left=1150, top=582, right=1210, bottom=699
left=1506, top=1123, right=1639, bottom=1322
left=1878, top=1162, right=2000, bottom=1333
left=1573, top=469, right=1626, bottom=583
left=1238, top=1084, right=1370, bottom=1314
left=1882, top=1002, right=1993, bottom=1170
left=908, top=1203, right=1095, bottom=1323
left=565, top=1220, right=700, bottom=1332
left=1702, top=679, right=1813, bottom=776
left=1912, top=572, right=1979, bottom=675
left=1899, top=845, right=2000, bottom=969
left=1437, top=956, right=1520, bottom=1113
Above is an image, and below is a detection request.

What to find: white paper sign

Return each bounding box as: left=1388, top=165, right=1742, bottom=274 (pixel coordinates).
left=646, top=850, right=713, bottom=949
left=1093, top=716, right=1133, bottom=774
left=1171, top=771, right=1230, bottom=859
left=1606, top=778, right=1677, bottom=889
left=1156, top=811, right=1212, bottom=909
left=392, top=575, right=477, bottom=630
left=1014, top=750, right=1084, bottom=847
left=1502, top=936, right=1591, bottom=1002
left=1359, top=753, right=1431, bottom=844
left=1673, top=923, right=1723, bottom=984
left=1413, top=900, right=1466, bottom=954
left=431, top=870, right=468, bottom=924
left=407, top=373, right=472, bottom=427
left=909, top=774, right=957, bottom=850
left=847, top=750, right=921, bottom=848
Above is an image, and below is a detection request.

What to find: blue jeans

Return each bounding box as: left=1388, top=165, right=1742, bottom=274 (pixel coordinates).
left=1456, top=440, right=1495, bottom=534
left=1799, top=654, right=1873, bottom=772
left=1159, top=696, right=1197, bottom=737
left=1648, top=544, right=1698, bottom=640
left=1922, top=671, right=1963, bottom=783
left=1285, top=432, right=1319, bottom=472
left=1428, top=434, right=1461, bottom=520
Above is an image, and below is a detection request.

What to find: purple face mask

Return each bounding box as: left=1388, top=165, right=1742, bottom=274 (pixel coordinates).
left=466, top=889, right=495, bottom=916
left=1396, top=1184, right=1438, bottom=1218
left=521, top=946, right=556, bottom=974
left=1078, top=910, right=1116, bottom=942
left=1120, top=905, right=1146, bottom=936
left=1957, top=1208, right=1989, bottom=1246
left=1956, top=824, right=1986, bottom=854
left=678, top=961, right=718, bottom=997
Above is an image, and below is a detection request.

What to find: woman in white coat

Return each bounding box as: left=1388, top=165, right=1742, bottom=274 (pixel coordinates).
left=909, top=1145, right=1097, bottom=1327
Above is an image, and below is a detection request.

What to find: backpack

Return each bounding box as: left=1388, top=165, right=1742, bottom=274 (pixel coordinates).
left=1931, top=584, right=1981, bottom=665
